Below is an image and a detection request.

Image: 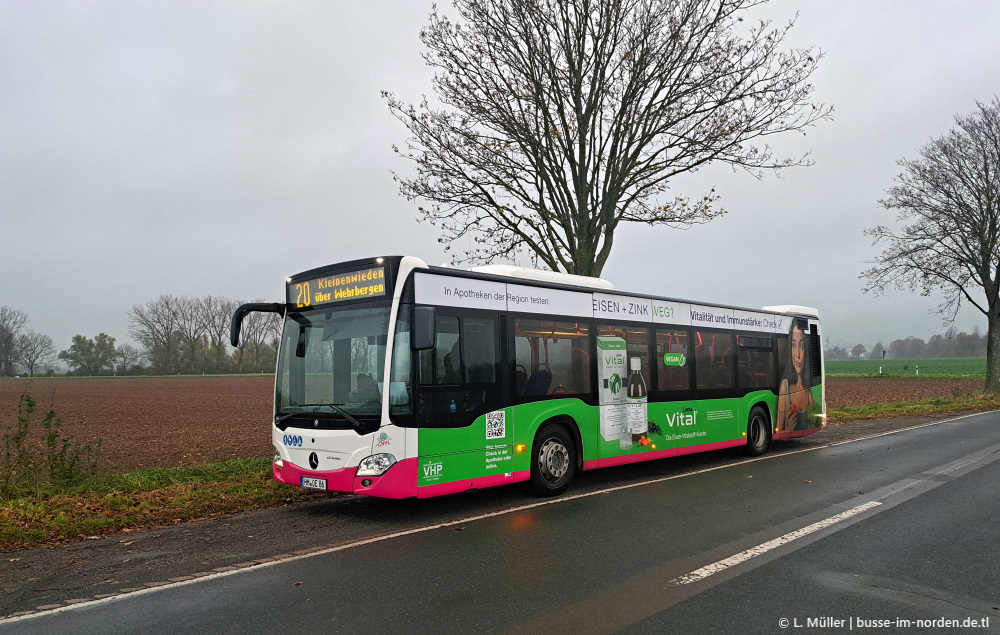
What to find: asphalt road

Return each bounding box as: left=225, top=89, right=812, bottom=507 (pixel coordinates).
left=3, top=411, right=1000, bottom=634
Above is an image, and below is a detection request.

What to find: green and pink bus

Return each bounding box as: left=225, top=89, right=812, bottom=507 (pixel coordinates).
left=231, top=256, right=825, bottom=498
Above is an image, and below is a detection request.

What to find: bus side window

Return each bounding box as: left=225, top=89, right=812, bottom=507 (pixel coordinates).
left=462, top=317, right=497, bottom=383
left=513, top=318, right=591, bottom=398
left=695, top=330, right=735, bottom=390
left=415, top=313, right=502, bottom=426
left=419, top=316, right=461, bottom=385
left=655, top=328, right=690, bottom=392
left=736, top=334, right=776, bottom=389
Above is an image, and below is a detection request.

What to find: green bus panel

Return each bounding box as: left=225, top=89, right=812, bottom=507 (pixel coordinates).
left=416, top=391, right=782, bottom=488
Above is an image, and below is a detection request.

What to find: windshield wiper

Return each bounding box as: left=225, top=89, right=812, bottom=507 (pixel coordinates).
left=325, top=403, right=366, bottom=432
left=278, top=404, right=366, bottom=432
left=275, top=411, right=302, bottom=425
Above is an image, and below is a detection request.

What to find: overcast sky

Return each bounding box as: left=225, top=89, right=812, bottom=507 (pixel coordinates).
left=2, top=0, right=998, bottom=357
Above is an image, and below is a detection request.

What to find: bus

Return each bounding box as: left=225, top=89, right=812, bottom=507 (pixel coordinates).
left=230, top=255, right=825, bottom=498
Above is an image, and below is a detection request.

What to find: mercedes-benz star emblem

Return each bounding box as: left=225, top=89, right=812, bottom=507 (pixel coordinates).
left=308, top=452, right=319, bottom=470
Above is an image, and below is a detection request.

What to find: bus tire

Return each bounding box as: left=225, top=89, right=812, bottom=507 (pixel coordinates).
left=744, top=406, right=771, bottom=456
left=529, top=423, right=576, bottom=496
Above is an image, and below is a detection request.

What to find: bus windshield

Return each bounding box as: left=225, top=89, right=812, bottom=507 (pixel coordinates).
left=275, top=303, right=391, bottom=425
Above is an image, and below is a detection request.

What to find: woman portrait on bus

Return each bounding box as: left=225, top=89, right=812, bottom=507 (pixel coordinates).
left=777, top=322, right=814, bottom=433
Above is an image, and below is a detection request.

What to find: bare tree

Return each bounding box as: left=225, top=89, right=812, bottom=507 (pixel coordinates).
left=863, top=98, right=1000, bottom=391
left=0, top=306, right=29, bottom=376
left=117, top=343, right=143, bottom=374
left=175, top=296, right=207, bottom=373
left=128, top=296, right=182, bottom=374
left=199, top=296, right=238, bottom=373
left=16, top=331, right=55, bottom=376
left=386, top=0, right=830, bottom=275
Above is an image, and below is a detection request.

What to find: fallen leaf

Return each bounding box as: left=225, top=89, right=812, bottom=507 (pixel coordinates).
left=8, top=558, right=20, bottom=562
left=804, top=480, right=812, bottom=483
left=454, top=526, right=466, bottom=531
left=295, top=581, right=303, bottom=586
left=745, top=475, right=753, bottom=479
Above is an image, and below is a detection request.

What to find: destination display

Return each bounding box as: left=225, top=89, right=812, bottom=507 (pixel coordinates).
left=287, top=266, right=386, bottom=308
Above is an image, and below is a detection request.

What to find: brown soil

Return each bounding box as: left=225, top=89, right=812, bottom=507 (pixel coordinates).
left=825, top=377, right=983, bottom=409
left=0, top=375, right=987, bottom=472
left=0, top=376, right=274, bottom=472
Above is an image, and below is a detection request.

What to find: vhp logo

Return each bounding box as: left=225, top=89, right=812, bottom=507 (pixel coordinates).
left=422, top=461, right=443, bottom=479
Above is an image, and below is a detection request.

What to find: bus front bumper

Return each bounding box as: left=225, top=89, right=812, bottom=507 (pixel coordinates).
left=274, top=458, right=418, bottom=499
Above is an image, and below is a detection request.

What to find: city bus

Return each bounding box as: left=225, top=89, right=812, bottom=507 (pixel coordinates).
left=230, top=255, right=825, bottom=498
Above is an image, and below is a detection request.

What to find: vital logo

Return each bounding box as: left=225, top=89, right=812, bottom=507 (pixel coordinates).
left=376, top=432, right=392, bottom=448
left=665, top=408, right=697, bottom=428
left=662, top=353, right=686, bottom=367
left=422, top=461, right=443, bottom=480
left=608, top=373, right=622, bottom=395
left=603, top=354, right=625, bottom=366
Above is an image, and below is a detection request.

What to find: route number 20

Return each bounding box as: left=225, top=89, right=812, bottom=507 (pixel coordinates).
left=295, top=282, right=311, bottom=308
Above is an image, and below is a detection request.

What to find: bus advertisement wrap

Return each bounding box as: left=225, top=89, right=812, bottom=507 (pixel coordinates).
left=246, top=256, right=825, bottom=500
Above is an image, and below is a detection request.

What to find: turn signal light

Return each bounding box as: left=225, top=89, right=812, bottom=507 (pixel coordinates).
left=515, top=444, right=526, bottom=453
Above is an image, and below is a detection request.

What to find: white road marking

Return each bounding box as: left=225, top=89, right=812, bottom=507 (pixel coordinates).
left=0, top=409, right=992, bottom=624
left=670, top=501, right=882, bottom=585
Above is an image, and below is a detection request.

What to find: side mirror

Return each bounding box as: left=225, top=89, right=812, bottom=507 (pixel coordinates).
left=230, top=302, right=285, bottom=346
left=411, top=306, right=436, bottom=351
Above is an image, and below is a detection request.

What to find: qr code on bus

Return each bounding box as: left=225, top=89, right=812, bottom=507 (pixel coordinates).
left=485, top=411, right=506, bottom=440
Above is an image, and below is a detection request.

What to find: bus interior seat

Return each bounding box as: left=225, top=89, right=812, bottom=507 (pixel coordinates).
left=356, top=372, right=378, bottom=392
left=515, top=365, right=527, bottom=395
left=522, top=368, right=552, bottom=396
left=351, top=373, right=380, bottom=402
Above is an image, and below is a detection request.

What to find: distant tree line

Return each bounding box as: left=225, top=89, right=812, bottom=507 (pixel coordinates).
left=0, top=298, right=281, bottom=377
left=0, top=306, right=56, bottom=377
left=826, top=327, right=988, bottom=361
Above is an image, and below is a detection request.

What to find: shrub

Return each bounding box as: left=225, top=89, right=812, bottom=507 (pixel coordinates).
left=1, top=392, right=102, bottom=499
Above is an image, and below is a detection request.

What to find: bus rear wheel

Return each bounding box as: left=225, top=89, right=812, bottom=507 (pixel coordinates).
left=529, top=424, right=576, bottom=496
left=745, top=406, right=771, bottom=456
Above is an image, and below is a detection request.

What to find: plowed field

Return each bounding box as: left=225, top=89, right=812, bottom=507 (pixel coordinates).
left=823, top=377, right=983, bottom=409
left=0, top=376, right=986, bottom=472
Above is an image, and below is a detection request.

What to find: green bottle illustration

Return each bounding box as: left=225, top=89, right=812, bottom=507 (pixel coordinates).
left=627, top=356, right=648, bottom=442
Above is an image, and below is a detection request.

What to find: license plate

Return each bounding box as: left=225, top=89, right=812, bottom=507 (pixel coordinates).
left=301, top=476, right=327, bottom=490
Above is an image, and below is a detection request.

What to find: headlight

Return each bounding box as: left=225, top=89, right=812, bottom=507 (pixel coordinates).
left=273, top=445, right=283, bottom=467
left=356, top=453, right=397, bottom=476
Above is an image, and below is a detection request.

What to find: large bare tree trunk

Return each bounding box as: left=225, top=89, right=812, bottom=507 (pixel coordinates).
left=987, top=313, right=1000, bottom=393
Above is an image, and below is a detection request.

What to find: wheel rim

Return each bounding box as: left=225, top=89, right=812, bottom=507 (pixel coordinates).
left=750, top=415, right=766, bottom=449
left=538, top=437, right=569, bottom=482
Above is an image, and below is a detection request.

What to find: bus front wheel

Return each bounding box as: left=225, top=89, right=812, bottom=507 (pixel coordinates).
left=529, top=423, right=576, bottom=496
left=744, top=406, right=771, bottom=456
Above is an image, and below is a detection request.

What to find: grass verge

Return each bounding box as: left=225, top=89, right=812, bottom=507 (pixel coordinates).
left=828, top=391, right=1000, bottom=423
left=0, top=457, right=325, bottom=552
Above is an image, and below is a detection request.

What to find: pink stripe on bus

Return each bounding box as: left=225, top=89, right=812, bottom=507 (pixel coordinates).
left=273, top=461, right=356, bottom=493
left=584, top=438, right=749, bottom=470
left=353, top=458, right=418, bottom=499
left=416, top=470, right=531, bottom=498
